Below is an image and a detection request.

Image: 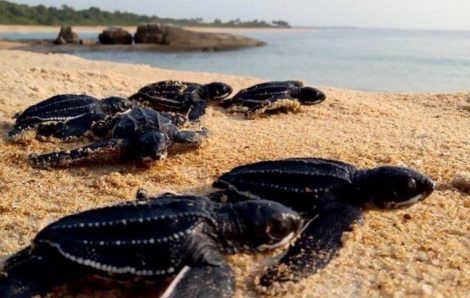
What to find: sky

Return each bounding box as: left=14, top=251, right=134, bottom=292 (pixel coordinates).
left=12, top=0, right=470, bottom=30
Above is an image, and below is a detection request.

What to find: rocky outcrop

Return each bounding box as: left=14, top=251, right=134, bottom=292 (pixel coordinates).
left=132, top=23, right=266, bottom=51
left=20, top=23, right=266, bottom=53
left=161, top=25, right=267, bottom=51
left=134, top=23, right=165, bottom=44
left=98, top=27, right=133, bottom=45
left=54, top=26, right=80, bottom=45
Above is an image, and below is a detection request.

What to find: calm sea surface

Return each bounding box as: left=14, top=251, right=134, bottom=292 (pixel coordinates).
left=2, top=29, right=470, bottom=92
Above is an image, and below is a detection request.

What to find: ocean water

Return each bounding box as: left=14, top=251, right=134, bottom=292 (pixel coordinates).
left=2, top=29, right=470, bottom=92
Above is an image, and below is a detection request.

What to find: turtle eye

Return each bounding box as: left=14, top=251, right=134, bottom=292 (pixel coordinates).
left=266, top=219, right=290, bottom=241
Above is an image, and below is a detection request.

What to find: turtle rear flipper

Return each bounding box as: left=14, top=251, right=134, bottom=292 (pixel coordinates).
left=259, top=204, right=362, bottom=286
left=220, top=98, right=234, bottom=108
left=7, top=119, right=43, bottom=138
left=28, top=138, right=130, bottom=168
left=135, top=188, right=180, bottom=201
left=187, top=99, right=207, bottom=123
left=245, top=95, right=300, bottom=119
left=0, top=246, right=82, bottom=298
left=172, top=128, right=208, bottom=146
left=129, top=92, right=186, bottom=110
left=8, top=126, right=27, bottom=139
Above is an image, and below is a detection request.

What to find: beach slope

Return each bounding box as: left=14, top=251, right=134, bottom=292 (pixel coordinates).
left=0, top=50, right=468, bottom=297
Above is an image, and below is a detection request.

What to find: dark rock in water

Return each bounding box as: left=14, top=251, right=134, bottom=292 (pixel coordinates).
left=134, top=23, right=166, bottom=44
left=53, top=36, right=66, bottom=45
left=163, top=26, right=193, bottom=44
left=143, top=33, right=164, bottom=44
left=138, top=23, right=165, bottom=34
left=99, top=27, right=133, bottom=45
left=162, top=25, right=266, bottom=49
left=54, top=26, right=80, bottom=45
left=24, top=23, right=265, bottom=53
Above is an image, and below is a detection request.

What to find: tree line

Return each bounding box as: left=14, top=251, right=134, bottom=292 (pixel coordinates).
left=0, top=1, right=291, bottom=28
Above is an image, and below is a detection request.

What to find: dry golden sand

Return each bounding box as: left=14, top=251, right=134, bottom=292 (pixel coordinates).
left=0, top=50, right=469, bottom=298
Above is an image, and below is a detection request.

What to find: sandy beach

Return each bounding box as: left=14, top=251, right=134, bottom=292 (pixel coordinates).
left=0, top=50, right=468, bottom=297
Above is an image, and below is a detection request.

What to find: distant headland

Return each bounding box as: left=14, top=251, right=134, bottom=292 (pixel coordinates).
left=0, top=1, right=280, bottom=52
left=0, top=1, right=291, bottom=28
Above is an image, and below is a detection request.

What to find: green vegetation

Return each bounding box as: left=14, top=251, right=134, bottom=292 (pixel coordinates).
left=0, top=1, right=291, bottom=28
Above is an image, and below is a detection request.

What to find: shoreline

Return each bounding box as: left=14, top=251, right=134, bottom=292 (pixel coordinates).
left=0, top=50, right=468, bottom=297
left=0, top=24, right=310, bottom=34
left=0, top=39, right=467, bottom=93
left=1, top=38, right=266, bottom=53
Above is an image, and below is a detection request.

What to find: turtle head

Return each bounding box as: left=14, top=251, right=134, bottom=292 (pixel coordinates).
left=219, top=200, right=302, bottom=254
left=205, top=82, right=233, bottom=100
left=355, top=166, right=435, bottom=209
left=137, top=131, right=171, bottom=161
left=297, top=87, right=326, bottom=105
left=101, top=97, right=134, bottom=114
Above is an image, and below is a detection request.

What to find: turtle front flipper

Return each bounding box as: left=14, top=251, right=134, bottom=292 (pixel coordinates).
left=259, top=204, right=362, bottom=286
left=0, top=246, right=84, bottom=298
left=28, top=138, right=131, bottom=168
left=245, top=95, right=300, bottom=119
left=162, top=233, right=235, bottom=298
left=172, top=128, right=208, bottom=146
left=187, top=99, right=207, bottom=122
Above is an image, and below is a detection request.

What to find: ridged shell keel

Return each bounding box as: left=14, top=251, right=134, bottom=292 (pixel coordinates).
left=34, top=197, right=214, bottom=278
left=16, top=94, right=98, bottom=122
left=214, top=158, right=357, bottom=213
left=233, top=86, right=294, bottom=102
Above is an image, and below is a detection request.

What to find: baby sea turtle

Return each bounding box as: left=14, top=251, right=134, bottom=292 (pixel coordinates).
left=0, top=194, right=303, bottom=298
left=211, top=157, right=435, bottom=286
left=129, top=80, right=233, bottom=122
left=8, top=94, right=134, bottom=140
left=28, top=107, right=206, bottom=168
left=221, top=81, right=326, bottom=118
